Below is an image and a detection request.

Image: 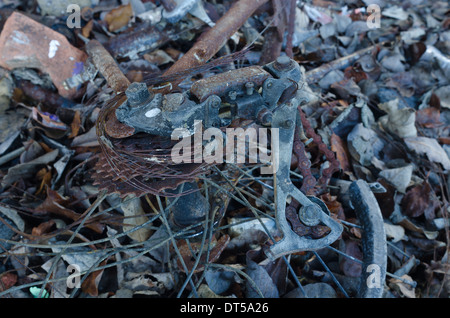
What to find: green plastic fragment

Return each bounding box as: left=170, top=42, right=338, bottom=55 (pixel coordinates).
left=29, top=286, right=50, bottom=298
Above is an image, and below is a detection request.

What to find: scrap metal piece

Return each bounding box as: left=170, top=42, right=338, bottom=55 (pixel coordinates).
left=86, top=40, right=130, bottom=93
left=116, top=85, right=221, bottom=137
left=116, top=58, right=302, bottom=137
left=190, top=66, right=271, bottom=102
left=168, top=182, right=209, bottom=227
left=63, top=58, right=97, bottom=90
left=265, top=98, right=343, bottom=262
left=104, top=22, right=172, bottom=59
left=349, top=180, right=387, bottom=298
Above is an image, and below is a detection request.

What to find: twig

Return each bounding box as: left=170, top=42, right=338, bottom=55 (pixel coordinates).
left=305, top=41, right=390, bottom=84
left=0, top=147, right=25, bottom=166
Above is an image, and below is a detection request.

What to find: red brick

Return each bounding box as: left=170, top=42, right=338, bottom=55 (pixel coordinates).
left=0, top=12, right=87, bottom=99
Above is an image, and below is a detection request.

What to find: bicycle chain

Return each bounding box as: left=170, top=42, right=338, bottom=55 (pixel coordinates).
left=297, top=106, right=340, bottom=196
left=285, top=106, right=340, bottom=238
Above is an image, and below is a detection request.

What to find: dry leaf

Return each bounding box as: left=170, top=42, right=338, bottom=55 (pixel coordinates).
left=68, top=110, right=82, bottom=138
left=35, top=167, right=52, bottom=195
left=330, top=133, right=351, bottom=172
left=0, top=272, right=17, bottom=292
left=378, top=99, right=417, bottom=138
left=176, top=235, right=230, bottom=273
left=384, top=222, right=405, bottom=243
left=404, top=136, right=450, bottom=170
left=378, top=164, right=413, bottom=194
left=401, top=181, right=437, bottom=220
left=389, top=274, right=416, bottom=298
left=35, top=188, right=104, bottom=233
left=71, top=126, right=99, bottom=148
left=340, top=240, right=362, bottom=277
left=81, top=20, right=93, bottom=38
left=81, top=259, right=107, bottom=297
left=416, top=106, right=442, bottom=128
left=31, top=219, right=55, bottom=237
left=105, top=4, right=133, bottom=32
left=121, top=195, right=152, bottom=242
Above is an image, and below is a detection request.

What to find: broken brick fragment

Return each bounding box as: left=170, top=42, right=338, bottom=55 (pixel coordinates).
left=0, top=11, right=87, bottom=99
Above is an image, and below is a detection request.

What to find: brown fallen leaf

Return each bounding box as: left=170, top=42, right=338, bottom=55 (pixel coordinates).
left=81, top=259, right=107, bottom=297
left=82, top=19, right=94, bottom=38
left=176, top=235, right=230, bottom=273
left=68, top=110, right=82, bottom=139
left=320, top=192, right=345, bottom=220
left=416, top=104, right=442, bottom=129
left=35, top=168, right=52, bottom=195
left=340, top=240, right=362, bottom=277
left=330, top=133, right=351, bottom=172
left=104, top=4, right=133, bottom=32
left=401, top=181, right=437, bottom=220
left=35, top=188, right=104, bottom=233
left=389, top=274, right=416, bottom=298
left=0, top=272, right=17, bottom=292
left=31, top=219, right=55, bottom=237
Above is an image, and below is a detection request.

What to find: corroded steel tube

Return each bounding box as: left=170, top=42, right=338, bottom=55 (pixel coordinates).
left=86, top=40, right=130, bottom=93
left=163, top=0, right=269, bottom=79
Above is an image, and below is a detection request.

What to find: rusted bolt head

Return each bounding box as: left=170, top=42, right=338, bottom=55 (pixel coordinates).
left=126, top=82, right=151, bottom=107
left=228, top=90, right=237, bottom=101
left=211, top=99, right=220, bottom=108
left=261, top=113, right=273, bottom=126
left=245, top=82, right=255, bottom=95
left=284, top=119, right=294, bottom=129
left=299, top=98, right=309, bottom=106
left=275, top=55, right=293, bottom=71
left=163, top=93, right=185, bottom=111
left=299, top=205, right=321, bottom=227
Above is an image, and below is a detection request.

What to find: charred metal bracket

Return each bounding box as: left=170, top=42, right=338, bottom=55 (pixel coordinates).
left=115, top=56, right=304, bottom=137
left=116, top=82, right=221, bottom=136
left=264, top=98, right=343, bottom=262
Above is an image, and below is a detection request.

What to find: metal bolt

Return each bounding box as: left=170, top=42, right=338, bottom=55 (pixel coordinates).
left=164, top=93, right=184, bottom=109
left=245, top=82, right=254, bottom=95
left=299, top=98, right=309, bottom=106
left=228, top=90, right=237, bottom=101
left=211, top=99, right=220, bottom=108
left=261, top=113, right=273, bottom=126
left=299, top=205, right=321, bottom=227
left=287, top=101, right=294, bottom=107
left=126, top=82, right=151, bottom=107
left=275, top=55, right=293, bottom=70
left=284, top=119, right=294, bottom=129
